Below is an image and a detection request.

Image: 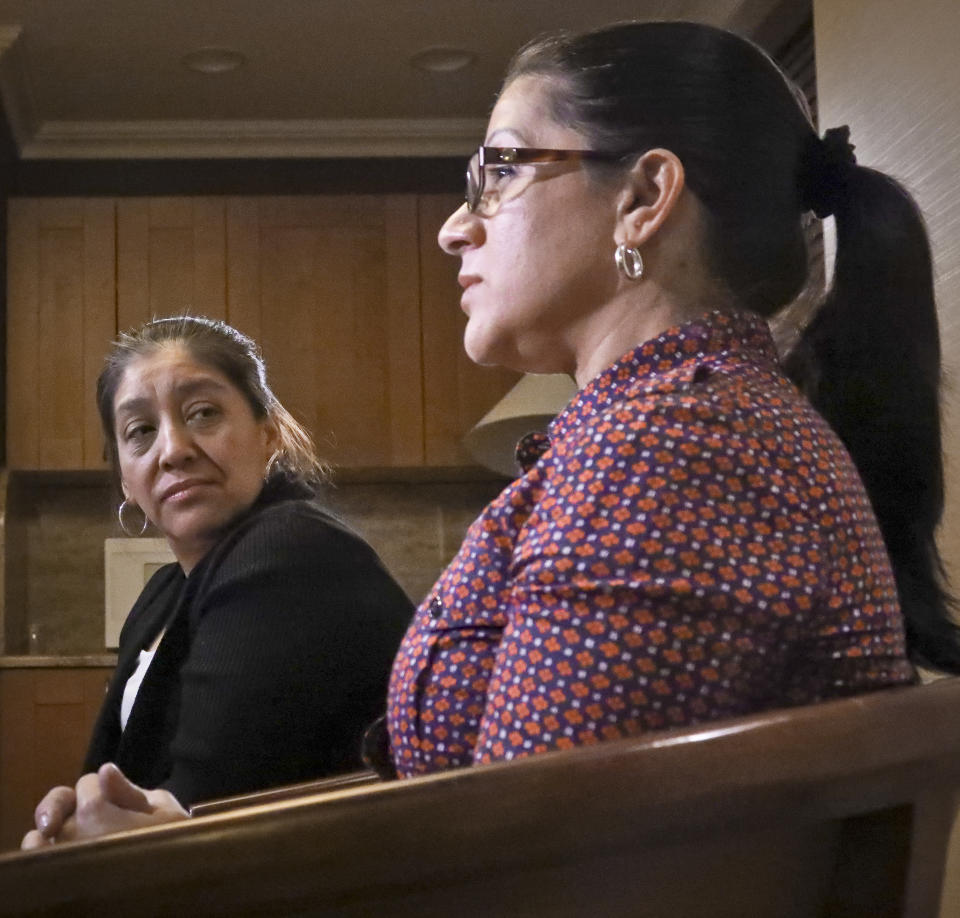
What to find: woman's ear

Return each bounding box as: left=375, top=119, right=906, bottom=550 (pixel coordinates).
left=263, top=417, right=281, bottom=455
left=615, top=148, right=686, bottom=248
left=120, top=480, right=130, bottom=501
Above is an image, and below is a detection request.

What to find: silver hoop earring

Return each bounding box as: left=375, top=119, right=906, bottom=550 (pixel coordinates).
left=118, top=499, right=148, bottom=537
left=614, top=243, right=644, bottom=281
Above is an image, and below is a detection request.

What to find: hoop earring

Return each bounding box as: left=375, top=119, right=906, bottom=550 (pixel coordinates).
left=118, top=499, right=148, bottom=537
left=265, top=449, right=282, bottom=480
left=614, top=243, right=644, bottom=281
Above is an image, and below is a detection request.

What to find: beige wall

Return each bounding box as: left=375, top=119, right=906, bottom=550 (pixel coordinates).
left=814, top=0, right=960, bottom=573
left=813, top=1, right=960, bottom=914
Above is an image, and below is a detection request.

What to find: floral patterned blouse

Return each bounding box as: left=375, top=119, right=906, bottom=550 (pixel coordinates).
left=388, top=310, right=915, bottom=777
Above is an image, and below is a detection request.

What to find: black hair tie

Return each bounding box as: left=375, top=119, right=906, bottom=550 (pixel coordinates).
left=798, top=125, right=857, bottom=219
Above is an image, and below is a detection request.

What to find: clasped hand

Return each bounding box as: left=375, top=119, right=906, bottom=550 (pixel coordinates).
left=21, top=762, right=187, bottom=849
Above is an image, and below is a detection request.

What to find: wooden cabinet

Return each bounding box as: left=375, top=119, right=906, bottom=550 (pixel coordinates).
left=6, top=199, right=115, bottom=469
left=0, top=665, right=114, bottom=852
left=6, top=194, right=519, bottom=470
left=116, top=197, right=228, bottom=327
left=225, top=196, right=424, bottom=467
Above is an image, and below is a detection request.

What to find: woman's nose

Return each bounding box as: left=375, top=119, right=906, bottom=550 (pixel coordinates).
left=157, top=420, right=197, bottom=468
left=438, top=202, right=482, bottom=255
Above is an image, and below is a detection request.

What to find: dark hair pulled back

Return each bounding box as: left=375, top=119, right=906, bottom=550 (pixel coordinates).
left=508, top=21, right=959, bottom=671
left=97, top=315, right=329, bottom=491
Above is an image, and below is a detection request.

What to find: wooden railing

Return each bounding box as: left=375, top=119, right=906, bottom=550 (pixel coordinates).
left=187, top=768, right=381, bottom=818
left=3, top=678, right=960, bottom=917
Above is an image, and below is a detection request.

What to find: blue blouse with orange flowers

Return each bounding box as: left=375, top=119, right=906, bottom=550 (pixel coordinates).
left=387, top=310, right=915, bottom=777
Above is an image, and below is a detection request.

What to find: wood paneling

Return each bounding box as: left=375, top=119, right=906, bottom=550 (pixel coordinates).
left=6, top=199, right=114, bottom=469
left=116, top=198, right=227, bottom=329
left=418, top=194, right=520, bottom=465
left=224, top=198, right=261, bottom=340
left=7, top=193, right=523, bottom=470
left=225, top=195, right=423, bottom=467
left=0, top=667, right=113, bottom=852
left=11, top=157, right=464, bottom=198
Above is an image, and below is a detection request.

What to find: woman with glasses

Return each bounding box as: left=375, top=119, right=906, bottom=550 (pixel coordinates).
left=386, top=20, right=960, bottom=778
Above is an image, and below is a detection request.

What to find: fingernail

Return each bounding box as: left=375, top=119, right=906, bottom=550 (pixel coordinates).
left=37, top=812, right=50, bottom=833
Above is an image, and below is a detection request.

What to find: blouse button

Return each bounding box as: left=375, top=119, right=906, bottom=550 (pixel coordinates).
left=429, top=596, right=443, bottom=619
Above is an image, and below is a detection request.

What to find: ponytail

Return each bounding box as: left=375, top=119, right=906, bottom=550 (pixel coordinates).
left=785, top=157, right=960, bottom=672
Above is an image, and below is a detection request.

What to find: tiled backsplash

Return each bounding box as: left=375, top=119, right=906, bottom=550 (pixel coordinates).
left=3, top=474, right=116, bottom=656
left=323, top=479, right=506, bottom=604
left=2, top=472, right=506, bottom=656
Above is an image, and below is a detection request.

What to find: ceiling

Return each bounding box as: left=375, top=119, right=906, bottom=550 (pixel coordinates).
left=0, top=0, right=806, bottom=160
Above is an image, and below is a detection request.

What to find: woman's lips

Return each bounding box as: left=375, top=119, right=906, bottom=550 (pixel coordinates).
left=160, top=479, right=210, bottom=503
left=458, top=275, right=480, bottom=312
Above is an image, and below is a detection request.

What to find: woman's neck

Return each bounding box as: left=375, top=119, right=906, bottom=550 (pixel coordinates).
left=571, top=283, right=723, bottom=387
left=571, top=194, right=733, bottom=387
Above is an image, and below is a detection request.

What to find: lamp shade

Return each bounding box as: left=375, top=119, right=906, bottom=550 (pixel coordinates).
left=463, top=373, right=578, bottom=477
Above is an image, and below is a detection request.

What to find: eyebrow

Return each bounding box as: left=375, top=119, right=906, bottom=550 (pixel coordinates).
left=114, top=377, right=230, bottom=418
left=485, top=127, right=531, bottom=146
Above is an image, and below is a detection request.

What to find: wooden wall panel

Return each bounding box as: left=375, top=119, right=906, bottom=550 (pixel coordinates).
left=418, top=194, right=520, bottom=466
left=116, top=199, right=149, bottom=331
left=224, top=198, right=262, bottom=342
left=6, top=199, right=41, bottom=468
left=0, top=668, right=113, bottom=853
left=0, top=669, right=33, bottom=851
left=80, top=201, right=116, bottom=468
left=117, top=198, right=227, bottom=331
left=6, top=199, right=115, bottom=469
left=37, top=219, right=85, bottom=466
left=227, top=196, right=423, bottom=467
left=382, top=196, right=424, bottom=465
left=7, top=192, right=512, bottom=471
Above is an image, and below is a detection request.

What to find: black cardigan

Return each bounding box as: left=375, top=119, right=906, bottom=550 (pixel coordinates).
left=84, top=478, right=413, bottom=807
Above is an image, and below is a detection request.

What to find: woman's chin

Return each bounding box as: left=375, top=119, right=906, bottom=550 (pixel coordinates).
left=462, top=333, right=503, bottom=368
left=464, top=334, right=562, bottom=377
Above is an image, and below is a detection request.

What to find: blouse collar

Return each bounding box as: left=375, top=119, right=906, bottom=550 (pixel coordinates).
left=547, top=309, right=779, bottom=444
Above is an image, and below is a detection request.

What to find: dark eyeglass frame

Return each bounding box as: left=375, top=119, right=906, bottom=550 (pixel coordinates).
left=466, top=145, right=626, bottom=214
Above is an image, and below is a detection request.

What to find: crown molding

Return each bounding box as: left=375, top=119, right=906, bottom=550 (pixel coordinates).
left=17, top=116, right=487, bottom=159
left=1, top=23, right=481, bottom=161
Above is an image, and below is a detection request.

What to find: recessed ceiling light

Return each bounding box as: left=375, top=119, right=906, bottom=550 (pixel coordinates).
left=410, top=47, right=476, bottom=73
left=182, top=47, right=246, bottom=75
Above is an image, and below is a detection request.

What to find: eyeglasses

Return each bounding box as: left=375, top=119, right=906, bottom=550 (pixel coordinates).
left=465, top=145, right=625, bottom=216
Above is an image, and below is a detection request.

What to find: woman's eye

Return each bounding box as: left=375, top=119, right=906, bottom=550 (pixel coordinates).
left=187, top=404, right=220, bottom=425
left=487, top=165, right=517, bottom=187
left=124, top=424, right=155, bottom=445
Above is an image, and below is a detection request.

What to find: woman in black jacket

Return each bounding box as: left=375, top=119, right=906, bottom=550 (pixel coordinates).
left=23, top=316, right=412, bottom=846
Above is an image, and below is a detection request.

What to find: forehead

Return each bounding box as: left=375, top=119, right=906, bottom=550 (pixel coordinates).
left=114, top=343, right=233, bottom=409
left=486, top=74, right=585, bottom=147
